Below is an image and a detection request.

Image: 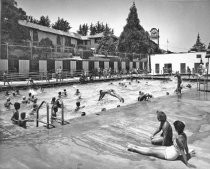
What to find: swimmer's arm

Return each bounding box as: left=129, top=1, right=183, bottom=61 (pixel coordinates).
left=176, top=137, right=191, bottom=167
left=184, top=140, right=189, bottom=155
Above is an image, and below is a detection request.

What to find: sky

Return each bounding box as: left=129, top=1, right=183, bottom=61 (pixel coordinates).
left=16, top=0, right=210, bottom=52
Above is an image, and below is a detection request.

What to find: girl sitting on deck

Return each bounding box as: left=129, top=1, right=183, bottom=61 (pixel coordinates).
left=128, top=120, right=196, bottom=167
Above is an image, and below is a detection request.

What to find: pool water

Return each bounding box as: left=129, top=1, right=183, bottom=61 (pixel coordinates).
left=0, top=77, right=195, bottom=129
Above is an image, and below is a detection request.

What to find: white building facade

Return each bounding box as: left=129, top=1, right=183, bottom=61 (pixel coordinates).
left=150, top=52, right=208, bottom=75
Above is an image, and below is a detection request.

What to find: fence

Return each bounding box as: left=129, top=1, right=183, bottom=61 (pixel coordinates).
left=0, top=43, right=147, bottom=61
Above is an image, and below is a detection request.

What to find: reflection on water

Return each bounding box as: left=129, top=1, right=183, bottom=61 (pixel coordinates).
left=0, top=79, right=196, bottom=130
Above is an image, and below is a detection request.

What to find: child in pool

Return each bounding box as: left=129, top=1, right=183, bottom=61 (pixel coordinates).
left=4, top=97, right=12, bottom=109
left=22, top=96, right=29, bottom=104
left=58, top=92, right=62, bottom=98
left=75, top=89, right=80, bottom=96
left=11, top=102, right=20, bottom=124
left=63, top=89, right=67, bottom=96
left=19, top=112, right=28, bottom=128
left=75, top=101, right=85, bottom=112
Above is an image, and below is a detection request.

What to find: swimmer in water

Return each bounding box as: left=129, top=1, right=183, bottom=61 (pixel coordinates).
left=63, top=89, right=67, bottom=96
left=22, top=96, right=28, bottom=104
left=58, top=92, right=62, bottom=98
left=4, top=97, right=12, bottom=109
left=11, top=102, right=20, bottom=124
left=138, top=92, right=153, bottom=101
left=75, top=101, right=85, bottom=112
left=98, top=89, right=124, bottom=103
left=16, top=89, right=20, bottom=95
left=75, top=89, right=80, bottom=96
left=5, top=90, right=9, bottom=96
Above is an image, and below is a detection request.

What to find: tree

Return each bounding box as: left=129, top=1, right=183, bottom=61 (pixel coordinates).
left=90, top=23, right=97, bottom=35
left=189, top=33, right=206, bottom=52
left=77, top=24, right=88, bottom=36
left=38, top=15, right=51, bottom=27
left=96, top=30, right=118, bottom=56
left=52, top=17, right=71, bottom=32
left=1, top=0, right=30, bottom=43
left=118, top=2, right=151, bottom=58
left=27, top=16, right=39, bottom=24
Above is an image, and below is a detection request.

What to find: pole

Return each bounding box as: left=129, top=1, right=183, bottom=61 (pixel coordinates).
left=6, top=43, right=8, bottom=59
left=61, top=101, right=64, bottom=125
left=36, top=108, right=39, bottom=127
left=207, top=58, right=209, bottom=91
left=158, top=29, right=160, bottom=48
left=0, top=0, right=2, bottom=59
left=46, top=103, right=49, bottom=129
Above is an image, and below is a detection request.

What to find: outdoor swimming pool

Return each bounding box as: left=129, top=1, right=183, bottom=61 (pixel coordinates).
left=0, top=77, right=196, bottom=129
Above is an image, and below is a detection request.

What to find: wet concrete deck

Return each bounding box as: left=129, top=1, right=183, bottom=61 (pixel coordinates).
left=0, top=89, right=210, bottom=169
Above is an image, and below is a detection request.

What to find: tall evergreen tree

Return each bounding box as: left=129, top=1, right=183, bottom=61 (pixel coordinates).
left=118, top=2, right=150, bottom=57
left=77, top=24, right=89, bottom=36
left=189, top=33, right=206, bottom=52
left=1, top=0, right=30, bottom=43
left=96, top=21, right=101, bottom=34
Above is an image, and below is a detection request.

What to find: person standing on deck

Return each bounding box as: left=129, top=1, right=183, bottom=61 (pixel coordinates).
left=174, top=71, right=182, bottom=94
left=3, top=71, right=10, bottom=86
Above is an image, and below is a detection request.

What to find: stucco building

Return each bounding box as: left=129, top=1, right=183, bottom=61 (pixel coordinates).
left=150, top=52, right=209, bottom=75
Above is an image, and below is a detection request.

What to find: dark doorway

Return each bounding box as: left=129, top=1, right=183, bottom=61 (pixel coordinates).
left=47, top=59, right=55, bottom=73
left=180, top=63, right=186, bottom=74
left=99, top=61, right=104, bottom=69
left=8, top=59, right=19, bottom=73
left=164, top=63, right=172, bottom=74
left=76, top=60, right=83, bottom=72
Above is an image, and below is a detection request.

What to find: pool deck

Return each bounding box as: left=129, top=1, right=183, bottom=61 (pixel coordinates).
left=0, top=87, right=210, bottom=169
left=1, top=74, right=209, bottom=91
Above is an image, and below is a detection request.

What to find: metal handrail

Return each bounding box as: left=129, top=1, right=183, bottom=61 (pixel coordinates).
left=51, top=100, right=69, bottom=125
left=36, top=101, right=55, bottom=129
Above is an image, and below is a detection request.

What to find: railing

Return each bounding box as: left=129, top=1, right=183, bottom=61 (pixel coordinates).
left=197, top=75, right=209, bottom=92
left=51, top=100, right=69, bottom=125
left=36, top=101, right=55, bottom=129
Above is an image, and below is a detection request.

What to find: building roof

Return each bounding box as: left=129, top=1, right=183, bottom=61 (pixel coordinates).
left=88, top=32, right=104, bottom=39
left=18, top=20, right=82, bottom=39
left=19, top=20, right=118, bottom=41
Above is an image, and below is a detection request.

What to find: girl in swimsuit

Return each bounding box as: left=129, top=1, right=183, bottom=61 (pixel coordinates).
left=128, top=120, right=195, bottom=167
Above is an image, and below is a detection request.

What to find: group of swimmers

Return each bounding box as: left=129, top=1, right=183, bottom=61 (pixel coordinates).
left=10, top=93, right=38, bottom=128
left=128, top=111, right=196, bottom=167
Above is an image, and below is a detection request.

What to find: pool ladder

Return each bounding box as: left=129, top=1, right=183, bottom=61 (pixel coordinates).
left=36, top=100, right=69, bottom=129
left=197, top=76, right=209, bottom=92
